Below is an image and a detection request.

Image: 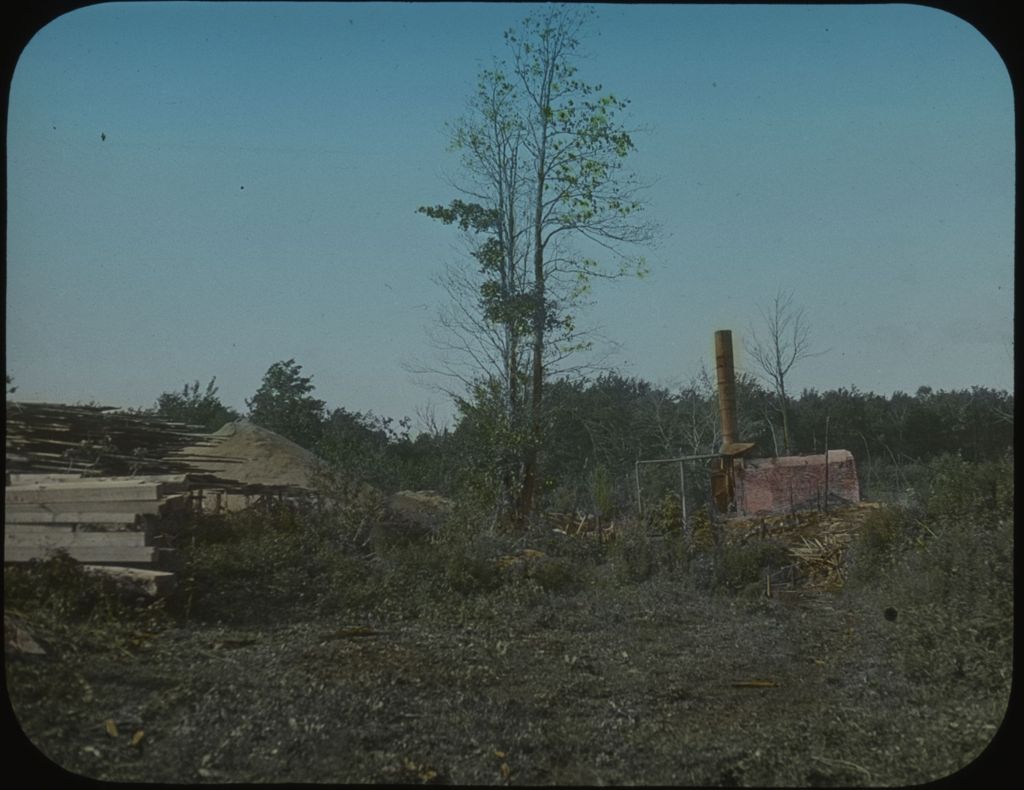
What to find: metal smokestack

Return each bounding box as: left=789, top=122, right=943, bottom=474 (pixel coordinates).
left=714, top=330, right=738, bottom=450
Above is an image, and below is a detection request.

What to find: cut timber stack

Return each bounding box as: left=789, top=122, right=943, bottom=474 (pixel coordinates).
left=5, top=400, right=222, bottom=477
left=4, top=473, right=190, bottom=566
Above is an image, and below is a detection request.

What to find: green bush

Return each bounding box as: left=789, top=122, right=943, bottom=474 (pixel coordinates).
left=648, top=492, right=684, bottom=533
left=170, top=502, right=379, bottom=623
left=922, top=452, right=1014, bottom=518
left=712, top=539, right=792, bottom=593
left=609, top=526, right=655, bottom=583
left=844, top=505, right=925, bottom=585
left=444, top=548, right=502, bottom=595
left=847, top=453, right=1014, bottom=591
left=527, top=555, right=582, bottom=593
left=4, top=551, right=144, bottom=625
left=843, top=455, right=1013, bottom=690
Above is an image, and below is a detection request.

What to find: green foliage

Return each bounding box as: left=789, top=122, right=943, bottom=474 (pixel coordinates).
left=921, top=452, right=1014, bottom=518
left=246, top=359, right=327, bottom=451
left=845, top=454, right=1013, bottom=598
left=609, top=528, right=655, bottom=583
left=527, top=555, right=582, bottom=593
left=537, top=371, right=774, bottom=518
left=843, top=455, right=1013, bottom=690
left=590, top=463, right=616, bottom=523
left=450, top=377, right=533, bottom=525
left=444, top=548, right=503, bottom=596
left=712, top=540, right=792, bottom=594
left=4, top=552, right=157, bottom=627
left=647, top=492, right=683, bottom=533
left=790, top=386, right=1013, bottom=467
left=845, top=506, right=927, bottom=584
left=318, top=407, right=415, bottom=491
left=419, top=4, right=655, bottom=523
left=170, top=481, right=394, bottom=623
left=153, top=376, right=239, bottom=431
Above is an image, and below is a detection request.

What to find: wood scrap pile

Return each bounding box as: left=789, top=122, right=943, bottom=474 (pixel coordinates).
left=5, top=473, right=191, bottom=567
left=789, top=533, right=852, bottom=590
left=543, top=511, right=616, bottom=541
left=722, top=503, right=881, bottom=591
left=5, top=401, right=223, bottom=477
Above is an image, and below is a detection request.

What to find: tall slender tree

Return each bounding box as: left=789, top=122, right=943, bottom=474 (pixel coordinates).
left=419, top=5, right=654, bottom=526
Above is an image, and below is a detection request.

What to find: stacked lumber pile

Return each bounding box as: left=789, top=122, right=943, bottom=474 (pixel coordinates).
left=5, top=401, right=222, bottom=477
left=5, top=473, right=191, bottom=565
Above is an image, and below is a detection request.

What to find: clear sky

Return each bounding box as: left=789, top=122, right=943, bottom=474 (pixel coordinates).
left=6, top=2, right=1015, bottom=429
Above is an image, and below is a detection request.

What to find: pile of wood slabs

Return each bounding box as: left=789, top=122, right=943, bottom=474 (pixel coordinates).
left=4, top=473, right=191, bottom=565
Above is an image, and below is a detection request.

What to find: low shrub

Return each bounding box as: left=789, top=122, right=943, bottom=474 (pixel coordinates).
left=711, top=539, right=792, bottom=594
left=921, top=452, right=1014, bottom=519
left=4, top=551, right=144, bottom=625
left=608, top=525, right=655, bottom=583
left=527, top=555, right=582, bottom=594
left=844, top=505, right=925, bottom=585
left=444, top=547, right=503, bottom=595
left=843, top=454, right=1014, bottom=691
left=170, top=502, right=373, bottom=623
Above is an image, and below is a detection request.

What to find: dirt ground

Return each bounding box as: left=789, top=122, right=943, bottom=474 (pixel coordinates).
left=5, top=568, right=1011, bottom=787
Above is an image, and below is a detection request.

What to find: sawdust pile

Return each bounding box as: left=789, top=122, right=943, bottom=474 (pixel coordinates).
left=170, top=420, right=322, bottom=490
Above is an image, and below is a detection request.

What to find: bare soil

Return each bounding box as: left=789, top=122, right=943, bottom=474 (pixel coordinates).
left=5, top=574, right=1011, bottom=786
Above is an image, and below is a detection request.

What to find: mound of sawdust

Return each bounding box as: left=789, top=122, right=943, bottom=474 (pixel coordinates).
left=171, top=420, right=322, bottom=490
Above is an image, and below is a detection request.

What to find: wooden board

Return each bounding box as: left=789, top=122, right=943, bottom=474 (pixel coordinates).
left=6, top=500, right=162, bottom=515
left=5, top=530, right=148, bottom=548
left=7, top=473, right=85, bottom=485
left=3, top=545, right=160, bottom=564
left=6, top=479, right=187, bottom=505
left=7, top=473, right=189, bottom=486
left=5, top=510, right=141, bottom=525
left=5, top=493, right=189, bottom=517
left=3, top=524, right=79, bottom=535
left=81, top=565, right=177, bottom=597
left=4, top=522, right=144, bottom=533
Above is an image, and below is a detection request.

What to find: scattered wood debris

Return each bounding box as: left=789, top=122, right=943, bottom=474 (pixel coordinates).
left=4, top=611, right=46, bottom=658
left=543, top=511, right=616, bottom=541
left=722, top=503, right=879, bottom=592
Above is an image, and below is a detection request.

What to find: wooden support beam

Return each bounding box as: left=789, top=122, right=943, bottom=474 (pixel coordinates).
left=6, top=473, right=85, bottom=485
left=8, top=473, right=189, bottom=486
left=5, top=494, right=189, bottom=518
left=3, top=523, right=79, bottom=535
left=3, top=545, right=161, bottom=564
left=6, top=479, right=188, bottom=505
left=5, top=530, right=148, bottom=548
left=5, top=510, right=142, bottom=524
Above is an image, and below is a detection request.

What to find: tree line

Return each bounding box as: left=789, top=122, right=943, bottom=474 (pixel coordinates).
left=145, top=360, right=1013, bottom=518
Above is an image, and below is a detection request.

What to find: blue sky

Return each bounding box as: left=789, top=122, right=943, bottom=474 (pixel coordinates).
left=6, top=3, right=1014, bottom=429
